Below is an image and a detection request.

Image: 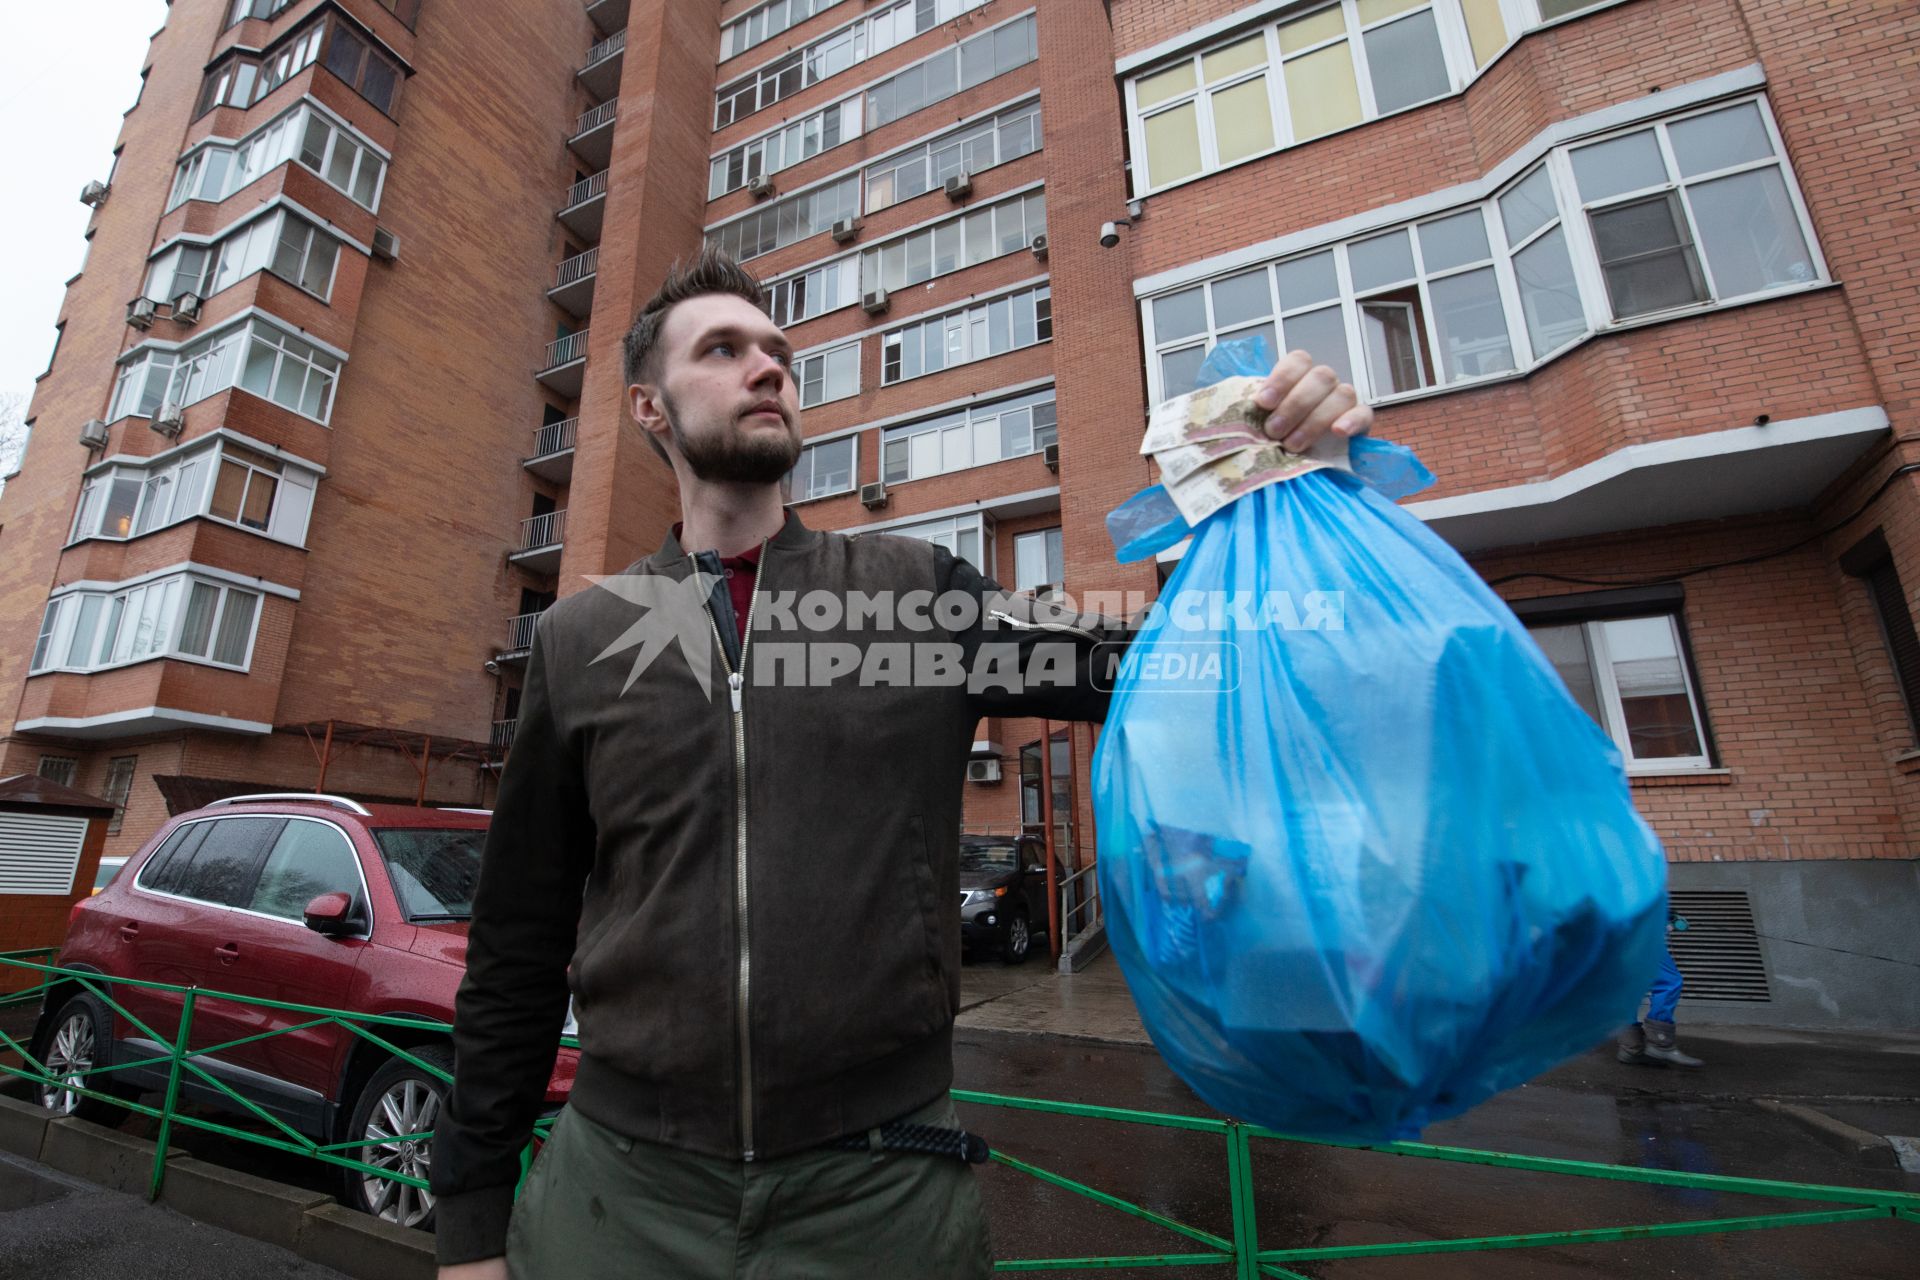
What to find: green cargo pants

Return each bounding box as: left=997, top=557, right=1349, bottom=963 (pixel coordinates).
left=504, top=1095, right=993, bottom=1278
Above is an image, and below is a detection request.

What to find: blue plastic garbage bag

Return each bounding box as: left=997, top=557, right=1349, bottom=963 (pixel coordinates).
left=1093, top=335, right=1668, bottom=1140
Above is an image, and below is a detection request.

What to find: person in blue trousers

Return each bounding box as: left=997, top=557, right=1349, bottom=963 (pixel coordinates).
left=1618, top=922, right=1705, bottom=1068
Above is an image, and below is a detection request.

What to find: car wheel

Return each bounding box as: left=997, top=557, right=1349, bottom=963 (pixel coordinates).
left=34, top=993, right=137, bottom=1123
left=343, top=1045, right=452, bottom=1231
left=1002, top=909, right=1032, bottom=966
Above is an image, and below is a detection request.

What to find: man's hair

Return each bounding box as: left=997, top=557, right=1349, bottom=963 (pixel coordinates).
left=623, top=247, right=767, bottom=388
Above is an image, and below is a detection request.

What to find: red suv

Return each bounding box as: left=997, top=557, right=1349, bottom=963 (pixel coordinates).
left=29, top=792, right=576, bottom=1231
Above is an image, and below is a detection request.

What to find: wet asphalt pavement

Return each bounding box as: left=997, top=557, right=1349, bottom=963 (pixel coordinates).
left=4, top=963, right=1916, bottom=1278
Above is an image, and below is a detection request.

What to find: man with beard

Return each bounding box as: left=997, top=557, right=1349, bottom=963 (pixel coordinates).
left=432, top=249, right=1371, bottom=1279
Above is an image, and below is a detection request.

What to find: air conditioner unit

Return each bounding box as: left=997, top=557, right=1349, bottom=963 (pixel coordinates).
left=126, top=297, right=158, bottom=330
left=859, top=481, right=889, bottom=510
left=371, top=227, right=401, bottom=261
left=79, top=419, right=110, bottom=449
left=1042, top=441, right=1059, bottom=473
left=861, top=288, right=890, bottom=316
left=1029, top=233, right=1049, bottom=260
left=944, top=171, right=973, bottom=201
left=172, top=292, right=203, bottom=325
left=746, top=174, right=776, bottom=199
left=151, top=404, right=186, bottom=439
left=830, top=217, right=860, bottom=244
left=965, top=758, right=1003, bottom=784
left=79, top=180, right=110, bottom=208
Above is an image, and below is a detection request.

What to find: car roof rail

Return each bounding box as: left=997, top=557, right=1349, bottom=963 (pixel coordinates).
left=437, top=807, right=493, bottom=815
left=205, top=792, right=372, bottom=816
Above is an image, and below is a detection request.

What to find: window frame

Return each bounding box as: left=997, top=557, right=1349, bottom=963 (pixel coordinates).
left=1138, top=94, right=1826, bottom=407
left=880, top=511, right=996, bottom=577
left=795, top=341, right=862, bottom=408
left=786, top=434, right=860, bottom=503
left=1527, top=611, right=1714, bottom=772
left=101, top=756, right=137, bottom=836
left=1012, top=526, right=1064, bottom=593
left=28, top=572, right=269, bottom=677
left=880, top=387, right=1057, bottom=485
left=880, top=284, right=1052, bottom=385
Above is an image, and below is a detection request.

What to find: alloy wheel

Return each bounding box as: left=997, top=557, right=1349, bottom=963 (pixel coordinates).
left=39, top=1012, right=95, bottom=1115
left=358, top=1078, right=441, bottom=1228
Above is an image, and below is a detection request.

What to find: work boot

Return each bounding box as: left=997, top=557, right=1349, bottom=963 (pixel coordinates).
left=1641, top=1020, right=1704, bottom=1068
left=1616, top=1022, right=1650, bottom=1065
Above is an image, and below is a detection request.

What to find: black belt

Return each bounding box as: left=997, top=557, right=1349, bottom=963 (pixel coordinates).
left=826, top=1122, right=991, bottom=1164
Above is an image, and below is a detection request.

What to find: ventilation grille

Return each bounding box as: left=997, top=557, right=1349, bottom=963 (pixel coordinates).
left=1668, top=889, right=1770, bottom=1002
left=0, top=813, right=88, bottom=895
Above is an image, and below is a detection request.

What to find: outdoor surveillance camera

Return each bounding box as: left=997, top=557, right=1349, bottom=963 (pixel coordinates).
left=1099, top=221, right=1121, bottom=248
left=1127, top=199, right=1145, bottom=220
left=484, top=659, right=501, bottom=675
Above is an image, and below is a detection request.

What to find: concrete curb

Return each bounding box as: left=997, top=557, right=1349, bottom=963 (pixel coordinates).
left=0, top=1097, right=437, bottom=1280
left=1755, top=1098, right=1901, bottom=1169
left=0, top=1091, right=52, bottom=1159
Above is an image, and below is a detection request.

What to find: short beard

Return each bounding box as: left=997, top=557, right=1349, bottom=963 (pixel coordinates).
left=662, top=388, right=801, bottom=485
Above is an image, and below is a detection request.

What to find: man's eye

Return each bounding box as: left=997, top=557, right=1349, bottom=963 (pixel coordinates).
left=773, top=352, right=793, bottom=367
left=709, top=342, right=735, bottom=357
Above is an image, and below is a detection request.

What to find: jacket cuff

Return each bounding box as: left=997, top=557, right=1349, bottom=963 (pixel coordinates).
left=433, top=1183, right=516, bottom=1266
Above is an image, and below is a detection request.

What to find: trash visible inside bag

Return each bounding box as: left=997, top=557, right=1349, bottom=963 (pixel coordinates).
left=1093, top=335, right=1669, bottom=1140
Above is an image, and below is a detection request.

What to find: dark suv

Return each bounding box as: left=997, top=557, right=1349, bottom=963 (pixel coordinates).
left=29, top=792, right=577, bottom=1231
left=958, top=834, right=1054, bottom=964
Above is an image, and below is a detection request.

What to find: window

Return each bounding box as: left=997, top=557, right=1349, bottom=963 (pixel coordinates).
left=882, top=388, right=1056, bottom=484
left=795, top=343, right=860, bottom=407
left=885, top=512, right=992, bottom=575
left=866, top=13, right=1037, bottom=130
left=37, top=756, right=77, bottom=787
left=138, top=822, right=208, bottom=896
left=765, top=256, right=862, bottom=327
left=1013, top=527, right=1063, bottom=593
left=787, top=436, right=857, bottom=501
left=1126, top=0, right=1639, bottom=193
left=250, top=820, right=363, bottom=920
left=102, top=756, right=137, bottom=836
left=1528, top=614, right=1710, bottom=769
left=881, top=285, right=1051, bottom=384
left=199, top=22, right=327, bottom=116
left=268, top=215, right=340, bottom=296
left=1841, top=531, right=1920, bottom=740
left=169, top=104, right=386, bottom=213
left=228, top=0, right=294, bottom=22
left=1141, top=96, right=1823, bottom=403
left=174, top=816, right=283, bottom=907
left=29, top=573, right=267, bottom=675
left=865, top=102, right=1041, bottom=214
left=1569, top=102, right=1818, bottom=321
left=710, top=98, right=863, bottom=199
left=723, top=0, right=853, bottom=61
left=143, top=243, right=212, bottom=304
left=149, top=210, right=339, bottom=306
left=208, top=447, right=283, bottom=530
left=109, top=318, right=341, bottom=425
left=323, top=22, right=403, bottom=114
left=707, top=176, right=860, bottom=263
left=860, top=189, right=1045, bottom=295
left=238, top=322, right=342, bottom=420
left=715, top=0, right=992, bottom=127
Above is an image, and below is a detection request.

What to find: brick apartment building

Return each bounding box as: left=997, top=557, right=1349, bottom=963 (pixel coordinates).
left=0, top=0, right=1915, bottom=1028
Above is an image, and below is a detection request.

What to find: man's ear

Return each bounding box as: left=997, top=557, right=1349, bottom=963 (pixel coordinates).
left=629, top=382, right=673, bottom=456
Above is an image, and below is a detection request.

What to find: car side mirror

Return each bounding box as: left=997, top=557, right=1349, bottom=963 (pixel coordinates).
left=1024, top=865, right=1046, bottom=876
left=304, top=891, right=357, bottom=936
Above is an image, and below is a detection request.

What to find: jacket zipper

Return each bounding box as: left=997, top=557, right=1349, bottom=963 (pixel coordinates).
left=700, top=542, right=766, bottom=1160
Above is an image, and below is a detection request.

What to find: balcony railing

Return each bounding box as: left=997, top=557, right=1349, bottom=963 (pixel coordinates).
left=541, top=330, right=588, bottom=371
left=506, top=611, right=543, bottom=652
left=491, top=719, right=518, bottom=754
left=583, top=28, right=626, bottom=71
left=573, top=99, right=618, bottom=138
left=519, top=509, right=567, bottom=552
left=555, top=247, right=599, bottom=289
left=532, top=417, right=578, bottom=459
left=563, top=169, right=608, bottom=210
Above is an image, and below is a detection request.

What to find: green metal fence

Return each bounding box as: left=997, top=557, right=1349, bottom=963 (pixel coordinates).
left=4, top=951, right=1915, bottom=1274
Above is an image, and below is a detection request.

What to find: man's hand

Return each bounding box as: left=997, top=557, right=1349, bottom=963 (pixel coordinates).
left=438, top=1259, right=508, bottom=1280
left=1253, top=351, right=1372, bottom=453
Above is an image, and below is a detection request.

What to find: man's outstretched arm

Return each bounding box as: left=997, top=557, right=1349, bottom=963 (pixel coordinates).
left=431, top=615, right=595, bottom=1269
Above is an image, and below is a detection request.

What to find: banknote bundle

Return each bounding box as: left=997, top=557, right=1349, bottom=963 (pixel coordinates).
left=1141, top=376, right=1354, bottom=525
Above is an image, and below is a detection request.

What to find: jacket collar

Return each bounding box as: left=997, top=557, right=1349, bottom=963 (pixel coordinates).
left=657, top=509, right=818, bottom=564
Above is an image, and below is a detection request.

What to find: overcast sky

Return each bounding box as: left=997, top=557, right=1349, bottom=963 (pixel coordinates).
left=1, top=2, right=170, bottom=415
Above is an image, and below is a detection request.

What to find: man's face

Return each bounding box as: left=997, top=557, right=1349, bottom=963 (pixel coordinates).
left=636, top=293, right=802, bottom=485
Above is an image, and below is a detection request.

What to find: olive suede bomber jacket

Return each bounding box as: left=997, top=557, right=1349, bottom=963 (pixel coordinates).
left=432, top=512, right=1131, bottom=1264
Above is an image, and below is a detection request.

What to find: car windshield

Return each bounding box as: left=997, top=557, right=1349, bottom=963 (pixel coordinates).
left=958, top=840, right=1019, bottom=871
left=372, top=828, right=485, bottom=920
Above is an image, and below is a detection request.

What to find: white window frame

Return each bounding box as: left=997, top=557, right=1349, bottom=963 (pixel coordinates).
left=795, top=341, right=862, bottom=408
left=709, top=97, right=864, bottom=199
left=1013, top=526, right=1064, bottom=593
left=722, top=0, right=854, bottom=62
left=880, top=388, right=1057, bottom=485
left=1533, top=612, right=1714, bottom=772
left=764, top=253, right=863, bottom=327
left=706, top=175, right=862, bottom=263
left=1124, top=0, right=1636, bottom=196
left=1138, top=94, right=1827, bottom=407
left=880, top=284, right=1052, bottom=385
left=863, top=100, right=1042, bottom=214
left=107, top=316, right=345, bottom=427
left=859, top=188, right=1046, bottom=296
left=786, top=434, right=860, bottom=503
left=28, top=572, right=267, bottom=677
left=64, top=436, right=319, bottom=549
left=883, top=512, right=995, bottom=577
left=167, top=101, right=388, bottom=214
left=864, top=11, right=1038, bottom=131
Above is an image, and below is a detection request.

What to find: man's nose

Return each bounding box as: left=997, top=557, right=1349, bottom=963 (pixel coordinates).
left=746, top=348, right=787, bottom=390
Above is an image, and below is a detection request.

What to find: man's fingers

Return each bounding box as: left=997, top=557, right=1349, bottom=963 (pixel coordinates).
left=1280, top=381, right=1358, bottom=452
left=1264, top=364, right=1339, bottom=441
left=1333, top=401, right=1374, bottom=439
left=1253, top=350, right=1315, bottom=410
